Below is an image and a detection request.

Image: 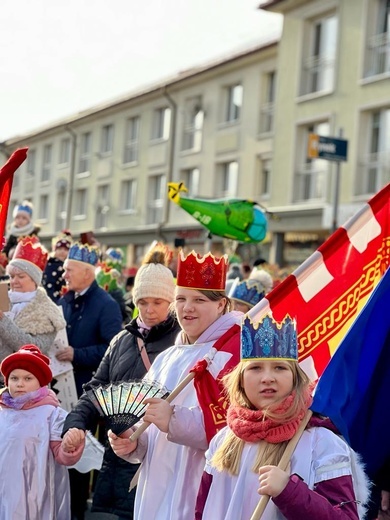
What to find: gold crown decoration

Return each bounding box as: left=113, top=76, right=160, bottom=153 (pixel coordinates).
left=176, top=250, right=228, bottom=291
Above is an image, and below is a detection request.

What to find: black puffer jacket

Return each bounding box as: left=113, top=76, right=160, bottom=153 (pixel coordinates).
left=62, top=313, right=181, bottom=519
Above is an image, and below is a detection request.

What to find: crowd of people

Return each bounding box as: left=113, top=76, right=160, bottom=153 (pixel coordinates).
left=0, top=199, right=385, bottom=520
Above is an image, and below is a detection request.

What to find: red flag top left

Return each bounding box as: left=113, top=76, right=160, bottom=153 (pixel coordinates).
left=0, top=148, right=29, bottom=241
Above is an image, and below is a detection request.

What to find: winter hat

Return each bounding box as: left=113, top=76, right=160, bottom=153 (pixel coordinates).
left=13, top=200, right=33, bottom=220
left=8, top=236, right=48, bottom=286
left=52, top=229, right=73, bottom=251
left=1, top=344, right=52, bottom=386
left=132, top=246, right=175, bottom=305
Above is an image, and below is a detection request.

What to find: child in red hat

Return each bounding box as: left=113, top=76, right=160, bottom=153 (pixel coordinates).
left=0, top=345, right=85, bottom=519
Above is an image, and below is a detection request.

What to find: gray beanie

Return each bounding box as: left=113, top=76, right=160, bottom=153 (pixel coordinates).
left=133, top=249, right=175, bottom=305
left=8, top=259, right=43, bottom=286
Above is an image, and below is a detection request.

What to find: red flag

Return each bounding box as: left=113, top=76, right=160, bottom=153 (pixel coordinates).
left=190, top=323, right=240, bottom=442
left=0, top=148, right=29, bottom=240
left=249, top=182, right=390, bottom=381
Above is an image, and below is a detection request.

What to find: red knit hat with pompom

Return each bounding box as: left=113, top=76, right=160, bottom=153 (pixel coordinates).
left=1, top=345, right=52, bottom=386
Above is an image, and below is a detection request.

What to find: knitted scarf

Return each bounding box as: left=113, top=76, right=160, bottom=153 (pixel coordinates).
left=227, top=387, right=313, bottom=444
left=9, top=221, right=35, bottom=237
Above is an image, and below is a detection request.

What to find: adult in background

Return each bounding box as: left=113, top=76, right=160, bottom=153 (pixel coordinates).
left=62, top=246, right=181, bottom=519
left=42, top=229, right=73, bottom=303
left=0, top=236, right=66, bottom=369
left=57, top=242, right=123, bottom=520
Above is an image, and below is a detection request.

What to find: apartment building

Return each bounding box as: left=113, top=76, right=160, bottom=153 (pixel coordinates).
left=1, top=41, right=278, bottom=266
left=261, top=0, right=390, bottom=264
left=2, top=0, right=389, bottom=268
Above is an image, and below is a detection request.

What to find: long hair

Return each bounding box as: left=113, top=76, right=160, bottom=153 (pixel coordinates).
left=211, top=360, right=311, bottom=475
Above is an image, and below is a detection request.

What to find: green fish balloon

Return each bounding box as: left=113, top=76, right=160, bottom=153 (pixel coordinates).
left=168, top=182, right=268, bottom=243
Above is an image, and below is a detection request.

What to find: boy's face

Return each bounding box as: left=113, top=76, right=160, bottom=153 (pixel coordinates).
left=54, top=247, right=69, bottom=262
left=14, top=213, right=30, bottom=228
left=8, top=369, right=40, bottom=397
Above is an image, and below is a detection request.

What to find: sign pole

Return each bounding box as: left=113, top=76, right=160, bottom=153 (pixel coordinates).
left=331, top=128, right=343, bottom=233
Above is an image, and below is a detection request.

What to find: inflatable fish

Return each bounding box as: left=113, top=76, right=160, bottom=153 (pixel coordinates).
left=168, top=182, right=268, bottom=243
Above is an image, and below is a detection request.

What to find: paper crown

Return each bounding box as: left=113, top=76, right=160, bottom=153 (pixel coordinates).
left=52, top=230, right=72, bottom=251
left=241, top=314, right=298, bottom=361
left=12, top=236, right=48, bottom=271
left=68, top=243, right=99, bottom=266
left=176, top=250, right=228, bottom=291
left=229, top=278, right=266, bottom=308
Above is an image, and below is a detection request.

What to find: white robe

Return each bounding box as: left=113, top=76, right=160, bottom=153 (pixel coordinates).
left=202, top=426, right=369, bottom=520
left=132, top=311, right=241, bottom=520
left=0, top=404, right=70, bottom=520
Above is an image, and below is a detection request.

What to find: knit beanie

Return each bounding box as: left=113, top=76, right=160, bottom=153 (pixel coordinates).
left=132, top=247, right=175, bottom=305
left=8, top=259, right=43, bottom=286
left=1, top=345, right=52, bottom=387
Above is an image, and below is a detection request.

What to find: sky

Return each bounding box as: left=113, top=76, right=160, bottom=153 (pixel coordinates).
left=0, top=0, right=282, bottom=141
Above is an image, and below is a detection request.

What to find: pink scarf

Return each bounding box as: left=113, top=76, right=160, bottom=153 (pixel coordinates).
left=227, top=388, right=313, bottom=444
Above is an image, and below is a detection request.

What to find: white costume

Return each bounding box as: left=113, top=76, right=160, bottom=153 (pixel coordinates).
left=0, top=404, right=70, bottom=519
left=127, top=311, right=241, bottom=520
left=202, top=425, right=370, bottom=520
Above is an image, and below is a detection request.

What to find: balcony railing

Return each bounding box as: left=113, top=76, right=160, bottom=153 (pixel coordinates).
left=356, top=152, right=390, bottom=195
left=301, top=55, right=335, bottom=95
left=293, top=164, right=329, bottom=202
left=365, top=32, right=390, bottom=77
left=259, top=102, right=274, bottom=134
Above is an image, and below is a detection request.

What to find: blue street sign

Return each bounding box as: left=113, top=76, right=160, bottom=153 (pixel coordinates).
left=308, top=134, right=348, bottom=162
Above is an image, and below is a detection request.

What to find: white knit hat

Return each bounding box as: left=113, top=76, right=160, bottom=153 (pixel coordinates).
left=8, top=259, right=43, bottom=286
left=132, top=248, right=175, bottom=304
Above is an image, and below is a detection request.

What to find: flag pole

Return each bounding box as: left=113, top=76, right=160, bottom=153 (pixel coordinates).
left=249, top=410, right=313, bottom=520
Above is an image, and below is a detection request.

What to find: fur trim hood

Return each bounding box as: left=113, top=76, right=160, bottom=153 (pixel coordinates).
left=14, top=287, right=66, bottom=335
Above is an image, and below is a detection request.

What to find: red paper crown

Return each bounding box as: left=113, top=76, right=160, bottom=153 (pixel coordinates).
left=176, top=250, right=228, bottom=291
left=12, top=236, right=48, bottom=271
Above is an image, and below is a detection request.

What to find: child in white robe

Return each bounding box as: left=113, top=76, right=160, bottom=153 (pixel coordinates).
left=195, top=314, right=370, bottom=520
left=0, top=344, right=85, bottom=519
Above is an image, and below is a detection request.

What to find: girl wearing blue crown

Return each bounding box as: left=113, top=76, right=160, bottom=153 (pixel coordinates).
left=195, top=314, right=370, bottom=520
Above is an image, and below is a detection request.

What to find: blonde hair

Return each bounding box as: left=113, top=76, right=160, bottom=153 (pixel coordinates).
left=211, top=360, right=311, bottom=475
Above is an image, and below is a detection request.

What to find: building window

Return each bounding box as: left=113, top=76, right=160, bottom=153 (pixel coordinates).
left=39, top=194, right=49, bottom=220
left=123, top=117, right=140, bottom=164
left=300, top=13, right=338, bottom=96
left=357, top=108, right=390, bottom=195
left=182, top=96, right=204, bottom=151
left=294, top=121, right=330, bottom=202
left=259, top=71, right=276, bottom=134
left=180, top=167, right=200, bottom=196
left=364, top=0, right=390, bottom=77
left=217, top=161, right=238, bottom=197
left=147, top=174, right=166, bottom=224
left=59, top=138, right=71, bottom=165
left=151, top=108, right=171, bottom=140
left=258, top=157, right=272, bottom=198
left=224, top=84, right=243, bottom=123
left=41, top=144, right=52, bottom=182
left=79, top=132, right=92, bottom=173
left=121, top=179, right=137, bottom=211
left=26, top=149, right=36, bottom=177
left=95, top=184, right=110, bottom=229
left=74, top=188, right=87, bottom=218
left=100, top=124, right=114, bottom=154
left=55, top=191, right=67, bottom=231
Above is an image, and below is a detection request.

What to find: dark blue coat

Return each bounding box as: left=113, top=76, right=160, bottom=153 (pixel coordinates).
left=58, top=280, right=123, bottom=396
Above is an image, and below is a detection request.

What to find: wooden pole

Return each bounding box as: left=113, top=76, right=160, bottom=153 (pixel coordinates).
left=249, top=410, right=313, bottom=520
left=129, top=372, right=196, bottom=442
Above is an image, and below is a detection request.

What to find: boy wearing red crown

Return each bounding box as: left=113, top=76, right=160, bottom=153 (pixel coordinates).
left=0, top=236, right=66, bottom=369
left=195, top=314, right=370, bottom=520
left=109, top=250, right=242, bottom=520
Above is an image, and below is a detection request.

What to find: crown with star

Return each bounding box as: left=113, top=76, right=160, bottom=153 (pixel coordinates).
left=241, top=313, right=298, bottom=362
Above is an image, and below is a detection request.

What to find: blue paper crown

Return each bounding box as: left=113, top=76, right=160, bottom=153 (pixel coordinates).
left=241, top=314, right=298, bottom=361
left=68, top=243, right=99, bottom=266
left=229, top=279, right=265, bottom=308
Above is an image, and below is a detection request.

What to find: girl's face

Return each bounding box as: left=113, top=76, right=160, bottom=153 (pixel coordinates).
left=175, top=288, right=226, bottom=343
left=242, top=360, right=294, bottom=410
left=137, top=297, right=171, bottom=328
left=8, top=369, right=40, bottom=397
left=54, top=247, right=69, bottom=262
left=9, top=269, right=37, bottom=292
left=14, top=213, right=30, bottom=228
